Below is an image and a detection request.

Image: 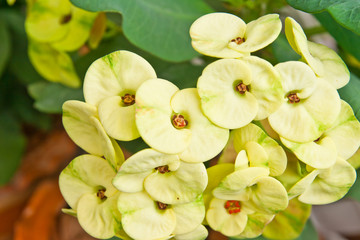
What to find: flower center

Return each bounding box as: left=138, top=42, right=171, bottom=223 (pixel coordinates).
left=155, top=165, right=170, bottom=174
left=231, top=37, right=245, bottom=45
left=60, top=14, right=72, bottom=25
left=97, top=188, right=107, bottom=200
left=235, top=82, right=249, bottom=94
left=287, top=93, right=300, bottom=104
left=121, top=93, right=136, bottom=106
left=172, top=114, right=188, bottom=129
left=157, top=201, right=168, bottom=210
left=224, top=200, right=241, bottom=214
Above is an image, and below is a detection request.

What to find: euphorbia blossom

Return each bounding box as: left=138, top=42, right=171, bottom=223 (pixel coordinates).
left=112, top=148, right=208, bottom=204
left=83, top=50, right=157, bottom=141
left=285, top=17, right=349, bottom=89
left=197, top=56, right=283, bottom=129
left=268, top=61, right=341, bottom=142
left=280, top=100, right=360, bottom=169
left=135, top=79, right=229, bottom=162
left=59, top=154, right=124, bottom=239
left=190, top=13, right=281, bottom=58
left=117, top=191, right=206, bottom=240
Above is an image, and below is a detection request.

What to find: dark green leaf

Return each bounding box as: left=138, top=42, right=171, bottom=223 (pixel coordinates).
left=0, top=20, right=11, bottom=77
left=338, top=73, right=360, bottom=121
left=70, top=0, right=213, bottom=62
left=346, top=169, right=360, bottom=201
left=287, top=0, right=360, bottom=35
left=28, top=82, right=84, bottom=113
left=118, top=138, right=149, bottom=155
left=0, top=113, right=26, bottom=186
left=314, top=12, right=360, bottom=61
left=271, top=33, right=300, bottom=63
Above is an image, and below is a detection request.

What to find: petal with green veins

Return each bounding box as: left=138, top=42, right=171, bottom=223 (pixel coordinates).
left=28, top=40, right=80, bottom=87
left=171, top=88, right=229, bottom=163
left=197, top=58, right=258, bottom=129
left=324, top=100, right=360, bottom=160
left=205, top=163, right=234, bottom=195
left=241, top=56, right=283, bottom=120
left=62, top=100, right=124, bottom=169
left=59, top=154, right=117, bottom=210
left=98, top=96, right=140, bottom=141
left=189, top=12, right=247, bottom=58
left=206, top=198, right=249, bottom=236
left=269, top=62, right=340, bottom=142
left=298, top=158, right=356, bottom=204
left=113, top=148, right=179, bottom=193
left=288, top=170, right=321, bottom=199
left=236, top=212, right=274, bottom=239
left=307, top=41, right=349, bottom=89
left=77, top=192, right=121, bottom=239
left=174, top=224, right=208, bottom=240
left=144, top=161, right=207, bottom=204
left=172, top=196, right=205, bottom=235
left=233, top=123, right=287, bottom=176
left=249, top=176, right=289, bottom=214
left=281, top=136, right=337, bottom=169
left=136, top=79, right=192, bottom=154
left=229, top=14, right=281, bottom=54
left=83, top=50, right=156, bottom=106
left=118, top=191, right=176, bottom=240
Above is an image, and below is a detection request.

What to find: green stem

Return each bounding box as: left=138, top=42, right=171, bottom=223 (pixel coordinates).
left=304, top=26, right=326, bottom=37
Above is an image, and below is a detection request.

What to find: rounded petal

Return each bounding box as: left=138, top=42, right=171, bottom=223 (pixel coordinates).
left=83, top=50, right=156, bottom=106
left=62, top=100, right=124, bottom=169
left=136, top=79, right=191, bottom=154
left=77, top=193, right=121, bottom=239
left=59, top=154, right=117, bottom=210
left=269, top=63, right=340, bottom=142
left=174, top=224, right=208, bottom=240
left=299, top=158, right=356, bottom=204
left=113, top=149, right=180, bottom=193
left=25, top=0, right=70, bottom=42
left=285, top=17, right=324, bottom=76
left=234, top=150, right=249, bottom=171
left=172, top=196, right=205, bottom=234
left=237, top=212, right=274, bottom=239
left=171, top=88, right=229, bottom=163
left=288, top=170, right=320, bottom=199
left=118, top=191, right=176, bottom=240
left=190, top=12, right=247, bottom=58
left=324, top=100, right=360, bottom=159
left=205, top=163, right=234, bottom=195
left=244, top=141, right=268, bottom=169
left=249, top=176, right=289, bottom=214
left=229, top=14, right=281, bottom=53
left=206, top=198, right=248, bottom=236
left=233, top=123, right=287, bottom=176
left=98, top=96, right=140, bottom=141
left=145, top=161, right=208, bottom=204
left=281, top=136, right=337, bottom=169
left=197, top=59, right=258, bottom=129
left=51, top=7, right=97, bottom=51
left=242, top=56, right=283, bottom=120
left=307, top=41, right=349, bottom=89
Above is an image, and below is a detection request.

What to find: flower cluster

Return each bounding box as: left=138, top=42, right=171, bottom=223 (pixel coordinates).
left=59, top=12, right=360, bottom=240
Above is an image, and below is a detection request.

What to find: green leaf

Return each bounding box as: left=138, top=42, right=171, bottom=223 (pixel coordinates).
left=286, top=0, right=360, bottom=35
left=271, top=33, right=300, bottom=62
left=338, top=73, right=360, bottom=121
left=346, top=168, right=360, bottom=201
left=0, top=113, right=26, bottom=186
left=70, top=0, right=213, bottom=62
left=0, top=20, right=11, bottom=78
left=28, top=82, right=84, bottom=113
left=314, top=12, right=360, bottom=61
left=117, top=138, right=149, bottom=154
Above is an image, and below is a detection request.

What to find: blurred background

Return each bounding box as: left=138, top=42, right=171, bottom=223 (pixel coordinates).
left=1, top=0, right=360, bottom=239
